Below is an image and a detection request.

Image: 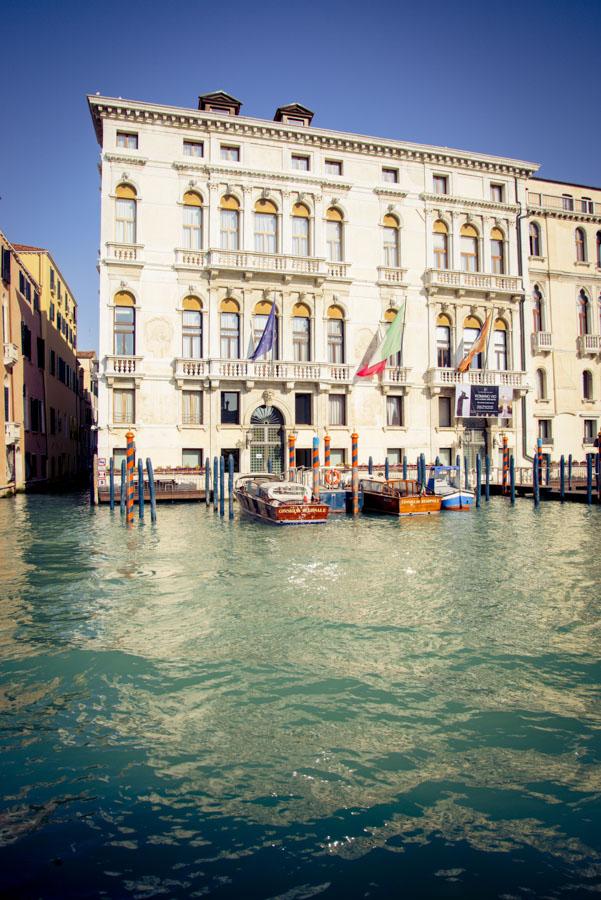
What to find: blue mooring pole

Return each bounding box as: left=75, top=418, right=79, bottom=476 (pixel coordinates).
left=228, top=454, right=234, bottom=520
left=402, top=455, right=407, bottom=479
left=368, top=455, right=373, bottom=475
left=476, top=454, right=481, bottom=508
left=120, top=459, right=126, bottom=516
left=146, top=458, right=157, bottom=523
left=533, top=454, right=540, bottom=507
left=138, top=458, right=145, bottom=520
left=219, top=455, right=225, bottom=517
left=385, top=457, right=390, bottom=480
left=109, top=458, right=115, bottom=511
left=545, top=454, right=550, bottom=486
left=485, top=455, right=490, bottom=502
left=560, top=455, right=565, bottom=501
left=267, top=456, right=272, bottom=474
left=586, top=454, right=593, bottom=505
left=510, top=455, right=515, bottom=506
left=568, top=454, right=573, bottom=490
left=464, top=455, right=469, bottom=490
left=435, top=455, right=440, bottom=466
left=205, top=457, right=210, bottom=507
left=213, top=457, right=218, bottom=511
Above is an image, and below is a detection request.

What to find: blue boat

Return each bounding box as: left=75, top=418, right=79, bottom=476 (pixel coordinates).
left=426, top=466, right=475, bottom=511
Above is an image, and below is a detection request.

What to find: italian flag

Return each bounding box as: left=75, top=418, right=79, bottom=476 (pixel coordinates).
left=357, top=302, right=406, bottom=377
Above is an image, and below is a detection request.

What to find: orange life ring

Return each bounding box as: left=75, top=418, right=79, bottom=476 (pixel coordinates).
left=324, top=468, right=341, bottom=488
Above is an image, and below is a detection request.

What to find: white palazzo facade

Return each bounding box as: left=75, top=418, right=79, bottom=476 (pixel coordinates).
left=89, top=91, right=540, bottom=473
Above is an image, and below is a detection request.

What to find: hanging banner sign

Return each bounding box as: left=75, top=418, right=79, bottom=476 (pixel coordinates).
left=455, top=383, right=513, bottom=419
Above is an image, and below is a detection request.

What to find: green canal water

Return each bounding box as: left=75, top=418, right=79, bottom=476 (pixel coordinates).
left=0, top=495, right=600, bottom=899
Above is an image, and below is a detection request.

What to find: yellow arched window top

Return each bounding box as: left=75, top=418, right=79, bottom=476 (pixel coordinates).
left=494, top=318, right=508, bottom=331
left=183, top=191, right=202, bottom=207
left=437, top=313, right=451, bottom=327
left=326, top=207, right=343, bottom=222
left=383, top=213, right=399, bottom=228
left=292, top=301, right=311, bottom=317
left=254, top=198, right=277, bottom=214
left=464, top=315, right=481, bottom=328
left=292, top=202, right=310, bottom=218
left=220, top=195, right=240, bottom=211
left=254, top=300, right=276, bottom=315
left=384, top=308, right=398, bottom=323
left=220, top=298, right=240, bottom=313
left=114, top=291, right=135, bottom=307
left=491, top=227, right=504, bottom=241
left=183, top=295, right=202, bottom=311
left=116, top=184, right=137, bottom=199
left=327, top=304, right=344, bottom=320
left=461, top=224, right=478, bottom=238
left=433, top=219, right=448, bottom=234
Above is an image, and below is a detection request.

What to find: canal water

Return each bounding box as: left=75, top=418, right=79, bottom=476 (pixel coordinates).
left=0, top=495, right=600, bottom=899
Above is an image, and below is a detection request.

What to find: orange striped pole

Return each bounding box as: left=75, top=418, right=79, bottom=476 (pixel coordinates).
left=537, top=438, right=543, bottom=485
left=324, top=433, right=331, bottom=468
left=312, top=435, right=320, bottom=499
left=125, top=430, right=135, bottom=524
left=288, top=433, right=296, bottom=478
left=502, top=435, right=509, bottom=494
left=351, top=431, right=359, bottom=517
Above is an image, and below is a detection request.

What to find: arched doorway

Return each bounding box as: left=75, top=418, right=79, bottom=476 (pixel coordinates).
left=250, top=405, right=284, bottom=473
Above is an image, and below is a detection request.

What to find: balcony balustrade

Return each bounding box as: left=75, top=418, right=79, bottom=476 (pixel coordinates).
left=528, top=192, right=601, bottom=217
left=377, top=266, right=407, bottom=285
left=426, top=367, right=528, bottom=390
left=175, top=356, right=352, bottom=384
left=106, top=355, right=142, bottom=376
left=425, top=268, right=522, bottom=297
left=105, top=242, right=143, bottom=264
left=4, top=422, right=20, bottom=444
left=3, top=342, right=18, bottom=367
left=531, top=331, right=553, bottom=354
left=577, top=334, right=601, bottom=355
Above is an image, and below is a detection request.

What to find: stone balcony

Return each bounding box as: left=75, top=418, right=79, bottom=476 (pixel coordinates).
left=377, top=266, right=408, bottom=286
left=531, top=331, right=553, bottom=354
left=105, top=355, right=143, bottom=384
left=577, top=334, right=601, bottom=355
left=3, top=342, right=18, bottom=367
left=425, top=268, right=523, bottom=299
left=174, top=248, right=351, bottom=284
left=104, top=243, right=144, bottom=266
left=175, top=356, right=352, bottom=388
left=4, top=422, right=20, bottom=444
left=425, top=367, right=528, bottom=394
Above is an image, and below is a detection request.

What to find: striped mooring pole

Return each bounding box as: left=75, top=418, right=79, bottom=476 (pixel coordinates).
left=125, top=431, right=135, bottom=525
left=312, top=435, right=320, bottom=499
left=120, top=459, right=126, bottom=516
left=324, top=434, right=331, bottom=468
left=109, top=458, right=115, bottom=511
left=351, top=432, right=359, bottom=516
left=146, top=457, right=157, bottom=523
left=502, top=435, right=509, bottom=494
left=537, top=438, right=543, bottom=486
left=288, top=433, right=296, bottom=479
left=138, top=458, right=145, bottom=521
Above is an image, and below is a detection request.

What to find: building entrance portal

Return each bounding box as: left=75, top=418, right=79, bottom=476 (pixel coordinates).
left=249, top=405, right=284, bottom=474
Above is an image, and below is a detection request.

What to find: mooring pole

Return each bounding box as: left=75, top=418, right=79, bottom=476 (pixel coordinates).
left=288, top=433, right=296, bottom=480
left=312, top=435, right=320, bottom=499
left=228, top=454, right=234, bottom=520
left=213, top=456, right=218, bottom=511
left=502, top=435, right=508, bottom=494
left=560, top=454, right=565, bottom=502
left=138, top=458, right=145, bottom=521
left=533, top=448, right=540, bottom=508
left=385, top=457, right=390, bottom=480
left=352, top=432, right=359, bottom=517
left=587, top=453, right=593, bottom=506
left=219, top=455, right=225, bottom=517
left=368, top=455, right=373, bottom=475
left=464, top=455, right=469, bottom=490
left=568, top=453, right=573, bottom=491
left=125, top=431, right=135, bottom=525
left=109, top=458, right=115, bottom=511
left=485, top=455, right=490, bottom=502
left=510, top=455, right=516, bottom=506
left=146, top=458, right=157, bottom=523
left=205, top=457, right=210, bottom=507
left=402, top=455, right=407, bottom=480
left=596, top=431, right=601, bottom=499
left=537, top=437, right=543, bottom=487
left=476, top=454, right=481, bottom=508
left=120, top=459, right=126, bottom=516
left=324, top=434, right=331, bottom=468
left=545, top=454, right=550, bottom=486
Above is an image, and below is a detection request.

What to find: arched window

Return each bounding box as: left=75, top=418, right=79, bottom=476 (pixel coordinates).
left=292, top=301, right=311, bottom=361
left=529, top=222, right=541, bottom=257
left=575, top=227, right=587, bottom=262
left=463, top=315, right=483, bottom=369
left=597, top=231, right=601, bottom=268
left=460, top=224, right=479, bottom=272
left=490, top=227, right=505, bottom=274
left=254, top=199, right=278, bottom=253
left=532, top=285, right=544, bottom=332
left=291, top=203, right=310, bottom=257
left=433, top=220, right=449, bottom=269
left=113, top=291, right=135, bottom=355
left=220, top=195, right=240, bottom=251
left=384, top=308, right=402, bottom=366
left=578, top=289, right=591, bottom=335
left=492, top=319, right=508, bottom=371
left=326, top=207, right=343, bottom=262
left=436, top=313, right=451, bottom=368
left=327, top=305, right=345, bottom=363
left=583, top=370, right=593, bottom=400
left=115, top=184, right=137, bottom=244
left=220, top=298, right=240, bottom=358
left=182, top=191, right=202, bottom=250
left=182, top=296, right=202, bottom=358
left=383, top=214, right=400, bottom=267
left=253, top=300, right=279, bottom=360
left=536, top=368, right=547, bottom=400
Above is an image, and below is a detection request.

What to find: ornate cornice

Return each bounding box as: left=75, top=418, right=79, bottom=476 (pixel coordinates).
left=527, top=205, right=601, bottom=224
left=171, top=160, right=351, bottom=192
left=103, top=152, right=147, bottom=166
left=88, top=95, right=539, bottom=178
left=421, top=192, right=519, bottom=215
left=374, top=187, right=408, bottom=199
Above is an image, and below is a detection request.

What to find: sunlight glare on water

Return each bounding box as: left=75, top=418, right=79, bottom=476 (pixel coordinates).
left=0, top=494, right=600, bottom=898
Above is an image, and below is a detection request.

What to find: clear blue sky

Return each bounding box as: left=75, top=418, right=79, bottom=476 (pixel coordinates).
left=1, top=0, right=599, bottom=351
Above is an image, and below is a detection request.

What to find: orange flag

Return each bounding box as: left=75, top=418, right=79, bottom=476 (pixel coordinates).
left=457, top=313, right=492, bottom=374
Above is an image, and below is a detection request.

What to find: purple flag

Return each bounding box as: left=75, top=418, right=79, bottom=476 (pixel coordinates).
left=249, top=302, right=276, bottom=360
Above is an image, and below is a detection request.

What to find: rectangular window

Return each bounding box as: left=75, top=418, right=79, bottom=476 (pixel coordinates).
left=386, top=395, right=403, bottom=427
left=331, top=448, right=346, bottom=466
left=439, top=396, right=452, bottom=427
left=328, top=394, right=346, bottom=426
left=50, top=268, right=55, bottom=290
left=115, top=198, right=136, bottom=244
left=295, top=393, right=312, bottom=425
left=581, top=197, right=594, bottom=214
left=538, top=418, right=551, bottom=441
left=182, top=390, right=203, bottom=425
left=433, top=175, right=449, bottom=195
left=221, top=391, right=239, bottom=424
left=50, top=350, right=56, bottom=376
left=21, top=323, right=32, bottom=359
left=561, top=194, right=574, bottom=211
left=37, top=338, right=45, bottom=369
left=295, top=449, right=312, bottom=468
left=116, top=131, right=138, bottom=149
left=490, top=183, right=504, bottom=202
left=325, top=159, right=343, bottom=176
left=327, top=318, right=344, bottom=363
left=292, top=316, right=311, bottom=361
left=382, top=167, right=399, bottom=183
left=292, top=154, right=310, bottom=171
left=386, top=448, right=403, bottom=466
left=584, top=419, right=596, bottom=441
left=113, top=448, right=127, bottom=470
left=182, top=448, right=203, bottom=467
left=57, top=281, right=61, bottom=299
left=183, top=140, right=204, bottom=157
left=438, top=448, right=452, bottom=465
left=220, top=312, right=240, bottom=358
left=1, top=247, right=11, bottom=284
left=292, top=215, right=309, bottom=256
left=221, top=448, right=240, bottom=472
left=220, top=145, right=240, bottom=162
left=113, top=388, right=135, bottom=424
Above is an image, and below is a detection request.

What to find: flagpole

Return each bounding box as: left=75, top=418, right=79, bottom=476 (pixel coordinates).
left=483, top=308, right=494, bottom=372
